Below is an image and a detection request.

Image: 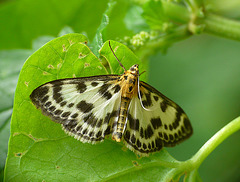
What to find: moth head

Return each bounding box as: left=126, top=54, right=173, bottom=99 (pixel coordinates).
left=129, top=64, right=139, bottom=75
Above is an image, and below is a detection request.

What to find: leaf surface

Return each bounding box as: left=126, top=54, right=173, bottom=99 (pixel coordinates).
left=4, top=33, right=190, bottom=182
left=0, top=49, right=33, bottom=180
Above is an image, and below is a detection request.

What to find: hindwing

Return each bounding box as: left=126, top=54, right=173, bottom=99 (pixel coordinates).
left=123, top=81, right=193, bottom=156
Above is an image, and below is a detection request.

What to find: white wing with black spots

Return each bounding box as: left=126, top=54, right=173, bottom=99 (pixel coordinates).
left=123, top=81, right=193, bottom=156
left=30, top=75, right=122, bottom=143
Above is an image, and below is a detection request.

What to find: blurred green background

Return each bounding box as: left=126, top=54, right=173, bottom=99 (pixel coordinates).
left=0, top=0, right=239, bottom=181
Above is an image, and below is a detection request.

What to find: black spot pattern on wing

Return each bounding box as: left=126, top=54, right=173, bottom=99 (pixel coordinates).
left=145, top=125, right=154, bottom=139
left=53, top=83, right=63, bottom=103
left=160, top=100, right=168, bottom=112
left=61, top=112, right=71, bottom=118
left=150, top=118, right=162, bottom=129
left=103, top=92, right=112, bottom=100
left=128, top=113, right=139, bottom=131
left=183, top=117, right=193, bottom=134
left=125, top=130, right=130, bottom=141
left=138, top=90, right=143, bottom=99
left=164, top=133, right=168, bottom=141
left=113, top=84, right=121, bottom=93
left=44, top=101, right=51, bottom=107
left=96, top=119, right=103, bottom=128
left=60, top=101, right=67, bottom=107
left=174, top=106, right=184, bottom=127
left=145, top=93, right=152, bottom=107
left=153, top=95, right=159, bottom=101
left=104, top=113, right=111, bottom=124
left=30, top=86, right=49, bottom=106
left=30, top=76, right=121, bottom=144
left=104, top=125, right=111, bottom=136
left=62, top=109, right=114, bottom=143
left=96, top=131, right=102, bottom=139
left=91, top=82, right=99, bottom=87
left=124, top=113, right=164, bottom=155
left=63, top=119, right=78, bottom=129
left=104, top=111, right=118, bottom=124
left=30, top=86, right=49, bottom=109
left=142, top=92, right=153, bottom=108
left=162, top=114, right=193, bottom=147
left=122, top=81, right=194, bottom=155
left=76, top=82, right=87, bottom=93
left=130, top=134, right=136, bottom=144
left=71, top=113, right=78, bottom=118
left=124, top=132, right=163, bottom=154
left=68, top=103, right=74, bottom=108
left=140, top=127, right=144, bottom=138
left=84, top=113, right=98, bottom=128
left=54, top=109, right=63, bottom=115
left=41, top=96, right=49, bottom=103
left=98, top=83, right=113, bottom=100
left=62, top=121, right=105, bottom=142
left=49, top=106, right=56, bottom=112
left=77, top=100, right=94, bottom=113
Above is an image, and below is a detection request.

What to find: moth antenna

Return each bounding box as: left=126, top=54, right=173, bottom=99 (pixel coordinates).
left=137, top=73, right=155, bottom=111
left=139, top=71, right=146, bottom=76
left=109, top=41, right=126, bottom=71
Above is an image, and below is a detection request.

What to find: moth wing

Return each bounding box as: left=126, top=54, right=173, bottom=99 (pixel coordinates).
left=30, top=75, right=122, bottom=143
left=123, top=81, right=193, bottom=156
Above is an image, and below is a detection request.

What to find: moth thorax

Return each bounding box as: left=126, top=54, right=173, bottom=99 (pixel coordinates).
left=121, top=73, right=138, bottom=98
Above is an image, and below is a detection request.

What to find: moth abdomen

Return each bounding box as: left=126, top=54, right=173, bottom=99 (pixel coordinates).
left=112, top=96, right=131, bottom=142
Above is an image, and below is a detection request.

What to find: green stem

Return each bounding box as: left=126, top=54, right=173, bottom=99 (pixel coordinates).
left=161, top=0, right=240, bottom=41
left=189, top=116, right=240, bottom=169
left=203, top=13, right=240, bottom=41
left=162, top=0, right=190, bottom=23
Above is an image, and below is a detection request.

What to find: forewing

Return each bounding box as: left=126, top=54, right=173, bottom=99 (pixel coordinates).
left=123, top=81, right=193, bottom=156
left=30, top=75, right=122, bottom=143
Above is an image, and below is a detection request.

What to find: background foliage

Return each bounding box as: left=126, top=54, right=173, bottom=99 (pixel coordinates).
left=0, top=0, right=240, bottom=181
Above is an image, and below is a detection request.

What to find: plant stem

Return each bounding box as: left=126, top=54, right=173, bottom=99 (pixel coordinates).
left=189, top=116, right=240, bottom=168
left=203, top=13, right=240, bottom=41
left=161, top=1, right=240, bottom=41
left=162, top=0, right=190, bottom=23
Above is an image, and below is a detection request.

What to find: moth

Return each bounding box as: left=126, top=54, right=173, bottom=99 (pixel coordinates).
left=30, top=41, right=193, bottom=156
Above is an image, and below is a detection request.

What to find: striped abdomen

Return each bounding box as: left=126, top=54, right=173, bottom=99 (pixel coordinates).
left=112, top=97, right=131, bottom=142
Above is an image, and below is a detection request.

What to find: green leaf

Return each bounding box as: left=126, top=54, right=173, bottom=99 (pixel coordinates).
left=124, top=5, right=150, bottom=33
left=0, top=0, right=109, bottom=49
left=99, top=40, right=148, bottom=82
left=90, top=0, right=116, bottom=57
left=0, top=117, right=10, bottom=182
left=4, top=33, right=193, bottom=181
left=0, top=28, right=80, bottom=180
left=103, top=0, right=135, bottom=40
left=142, top=0, right=170, bottom=30
left=0, top=49, right=33, bottom=179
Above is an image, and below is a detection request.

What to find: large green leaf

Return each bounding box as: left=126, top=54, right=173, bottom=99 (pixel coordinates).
left=4, top=33, right=197, bottom=181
